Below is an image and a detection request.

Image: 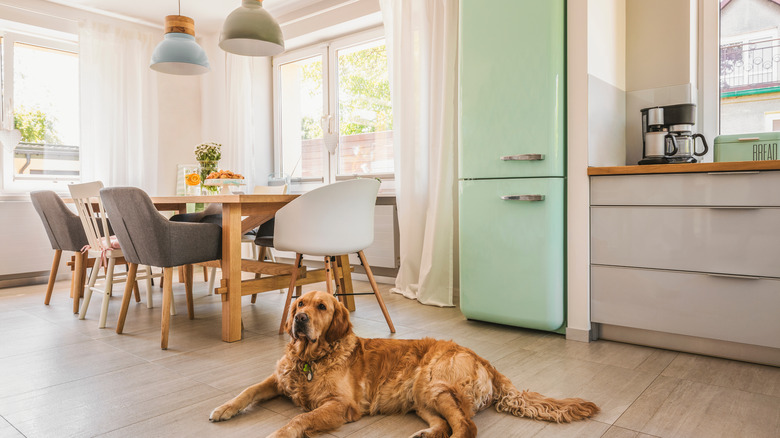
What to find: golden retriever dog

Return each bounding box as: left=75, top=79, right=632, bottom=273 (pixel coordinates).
left=210, top=291, right=599, bottom=437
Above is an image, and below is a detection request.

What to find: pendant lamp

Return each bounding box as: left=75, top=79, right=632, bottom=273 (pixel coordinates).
left=150, top=4, right=210, bottom=75
left=220, top=0, right=285, bottom=57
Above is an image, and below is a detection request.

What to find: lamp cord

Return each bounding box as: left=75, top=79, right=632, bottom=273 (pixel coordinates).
left=178, top=0, right=181, bottom=15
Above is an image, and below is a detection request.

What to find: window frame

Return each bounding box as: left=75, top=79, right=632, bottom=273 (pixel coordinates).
left=272, top=26, right=392, bottom=191
left=0, top=31, right=80, bottom=193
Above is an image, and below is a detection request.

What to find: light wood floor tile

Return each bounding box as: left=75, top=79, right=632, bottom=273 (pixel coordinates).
left=615, top=375, right=780, bottom=438
left=661, top=353, right=780, bottom=398
left=97, top=394, right=297, bottom=438
left=0, top=415, right=24, bottom=438
left=525, top=336, right=676, bottom=371
left=0, top=362, right=225, bottom=437
left=0, top=340, right=145, bottom=396
left=602, top=425, right=661, bottom=438
left=2, top=278, right=778, bottom=437
left=491, top=349, right=658, bottom=424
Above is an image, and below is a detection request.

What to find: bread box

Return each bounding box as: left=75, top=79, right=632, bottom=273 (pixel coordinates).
left=714, top=132, right=780, bottom=162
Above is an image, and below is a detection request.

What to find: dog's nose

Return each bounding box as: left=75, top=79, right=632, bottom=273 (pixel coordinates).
left=295, top=313, right=309, bottom=324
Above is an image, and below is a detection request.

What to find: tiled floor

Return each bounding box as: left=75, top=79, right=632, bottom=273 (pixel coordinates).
left=0, top=275, right=778, bottom=438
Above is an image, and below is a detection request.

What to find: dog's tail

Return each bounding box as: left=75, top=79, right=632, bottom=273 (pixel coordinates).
left=491, top=371, right=599, bottom=423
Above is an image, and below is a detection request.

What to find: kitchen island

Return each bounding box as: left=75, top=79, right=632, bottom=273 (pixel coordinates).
left=588, top=161, right=780, bottom=366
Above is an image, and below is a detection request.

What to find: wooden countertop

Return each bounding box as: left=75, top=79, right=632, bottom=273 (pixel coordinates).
left=588, top=161, right=780, bottom=176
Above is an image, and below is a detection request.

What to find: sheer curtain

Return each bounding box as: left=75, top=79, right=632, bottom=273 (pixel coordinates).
left=381, top=0, right=459, bottom=307
left=79, top=21, right=159, bottom=192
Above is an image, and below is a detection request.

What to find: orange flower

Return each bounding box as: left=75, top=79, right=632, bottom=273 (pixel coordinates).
left=185, top=173, right=201, bottom=186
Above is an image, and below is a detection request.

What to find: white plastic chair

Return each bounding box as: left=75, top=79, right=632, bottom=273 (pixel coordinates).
left=274, top=179, right=394, bottom=334
left=69, top=181, right=160, bottom=328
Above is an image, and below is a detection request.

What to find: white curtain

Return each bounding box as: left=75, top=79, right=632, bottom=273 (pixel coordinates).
left=79, top=21, right=159, bottom=192
left=223, top=54, right=260, bottom=188
left=381, top=0, right=459, bottom=307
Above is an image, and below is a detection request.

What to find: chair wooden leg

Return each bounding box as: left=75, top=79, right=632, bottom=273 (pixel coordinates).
left=73, top=252, right=86, bottom=314
left=358, top=251, right=395, bottom=333
left=80, top=255, right=102, bottom=320
left=161, top=267, right=174, bottom=350
left=44, top=250, right=62, bottom=305
left=131, top=266, right=141, bottom=303
left=324, top=256, right=335, bottom=296
left=144, top=265, right=154, bottom=308
left=98, top=257, right=117, bottom=329
left=279, top=254, right=303, bottom=334
left=202, top=266, right=208, bottom=282
left=251, top=247, right=268, bottom=304
left=207, top=267, right=217, bottom=296
left=116, top=263, right=138, bottom=334
left=335, top=255, right=355, bottom=311
left=184, top=264, right=195, bottom=320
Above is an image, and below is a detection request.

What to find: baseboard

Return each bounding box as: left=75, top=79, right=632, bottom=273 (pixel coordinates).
left=566, top=326, right=595, bottom=343
left=598, top=324, right=780, bottom=367
left=0, top=271, right=51, bottom=289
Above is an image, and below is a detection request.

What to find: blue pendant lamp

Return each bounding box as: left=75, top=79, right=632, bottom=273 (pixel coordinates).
left=220, top=0, right=285, bottom=57
left=150, top=2, right=209, bottom=75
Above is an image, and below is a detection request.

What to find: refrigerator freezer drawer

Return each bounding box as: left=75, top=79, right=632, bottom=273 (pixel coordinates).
left=459, top=178, right=564, bottom=330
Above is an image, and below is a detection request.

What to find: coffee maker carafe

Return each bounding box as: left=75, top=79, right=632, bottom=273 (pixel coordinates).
left=639, top=103, right=708, bottom=165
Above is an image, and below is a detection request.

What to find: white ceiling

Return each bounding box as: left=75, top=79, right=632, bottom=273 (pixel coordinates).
left=43, top=0, right=321, bottom=33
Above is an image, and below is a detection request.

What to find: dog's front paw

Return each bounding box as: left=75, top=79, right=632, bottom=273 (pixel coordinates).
left=209, top=402, right=241, bottom=422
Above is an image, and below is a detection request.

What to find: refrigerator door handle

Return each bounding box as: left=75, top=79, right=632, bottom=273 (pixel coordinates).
left=500, top=154, right=545, bottom=161
left=500, top=195, right=545, bottom=201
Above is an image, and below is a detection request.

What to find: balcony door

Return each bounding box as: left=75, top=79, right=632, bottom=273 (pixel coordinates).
left=273, top=27, right=392, bottom=191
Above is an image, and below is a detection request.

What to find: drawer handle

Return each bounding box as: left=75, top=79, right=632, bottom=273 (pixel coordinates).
left=706, top=273, right=760, bottom=280
left=501, top=195, right=545, bottom=201
left=738, top=137, right=761, bottom=141
left=500, top=154, right=545, bottom=161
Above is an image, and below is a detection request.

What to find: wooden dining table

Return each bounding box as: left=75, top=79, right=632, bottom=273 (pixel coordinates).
left=149, top=193, right=299, bottom=342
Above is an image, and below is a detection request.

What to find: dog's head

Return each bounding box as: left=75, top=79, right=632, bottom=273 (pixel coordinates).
left=286, top=291, right=352, bottom=345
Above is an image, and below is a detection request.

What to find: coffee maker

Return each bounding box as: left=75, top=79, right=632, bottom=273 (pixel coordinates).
left=639, top=103, right=708, bottom=165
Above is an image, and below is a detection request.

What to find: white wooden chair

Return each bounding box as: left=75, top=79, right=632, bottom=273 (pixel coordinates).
left=68, top=181, right=161, bottom=328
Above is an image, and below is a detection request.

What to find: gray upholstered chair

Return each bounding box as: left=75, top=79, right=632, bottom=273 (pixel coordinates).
left=30, top=190, right=91, bottom=312
left=100, top=187, right=222, bottom=350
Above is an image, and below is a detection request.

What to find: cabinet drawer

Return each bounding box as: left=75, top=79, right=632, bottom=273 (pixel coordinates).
left=591, top=265, right=780, bottom=348
left=459, top=178, right=564, bottom=330
left=591, top=206, right=780, bottom=277
left=590, top=171, right=780, bottom=206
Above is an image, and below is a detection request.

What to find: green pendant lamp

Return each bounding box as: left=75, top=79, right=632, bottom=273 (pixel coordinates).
left=220, top=0, right=285, bottom=57
left=150, top=2, right=210, bottom=75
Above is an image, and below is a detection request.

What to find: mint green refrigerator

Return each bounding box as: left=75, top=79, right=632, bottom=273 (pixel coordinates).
left=458, top=0, right=566, bottom=331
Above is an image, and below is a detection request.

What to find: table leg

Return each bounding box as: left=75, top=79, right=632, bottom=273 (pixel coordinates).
left=221, top=203, right=243, bottom=342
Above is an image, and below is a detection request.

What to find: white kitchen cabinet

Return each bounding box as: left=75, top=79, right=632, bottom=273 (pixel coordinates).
left=590, top=169, right=780, bottom=365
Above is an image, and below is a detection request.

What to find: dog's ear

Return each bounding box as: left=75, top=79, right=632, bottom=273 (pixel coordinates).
left=324, top=300, right=352, bottom=343
left=286, top=297, right=298, bottom=339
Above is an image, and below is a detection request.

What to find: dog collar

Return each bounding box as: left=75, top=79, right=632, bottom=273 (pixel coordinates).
left=303, top=362, right=313, bottom=381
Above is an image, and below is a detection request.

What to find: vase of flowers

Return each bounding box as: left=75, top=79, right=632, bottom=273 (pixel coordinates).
left=195, top=142, right=222, bottom=194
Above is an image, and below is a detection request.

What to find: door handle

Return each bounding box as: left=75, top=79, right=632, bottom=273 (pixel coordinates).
left=501, top=195, right=545, bottom=201
left=500, top=154, right=545, bottom=161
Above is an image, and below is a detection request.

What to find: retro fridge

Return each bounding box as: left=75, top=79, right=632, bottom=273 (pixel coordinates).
left=458, top=0, right=566, bottom=331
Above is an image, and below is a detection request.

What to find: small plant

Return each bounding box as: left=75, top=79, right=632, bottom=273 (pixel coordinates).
left=195, top=142, right=222, bottom=162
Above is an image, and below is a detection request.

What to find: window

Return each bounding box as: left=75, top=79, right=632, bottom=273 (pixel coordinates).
left=719, top=0, right=780, bottom=135
left=1, top=32, right=79, bottom=191
left=273, top=28, right=393, bottom=191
